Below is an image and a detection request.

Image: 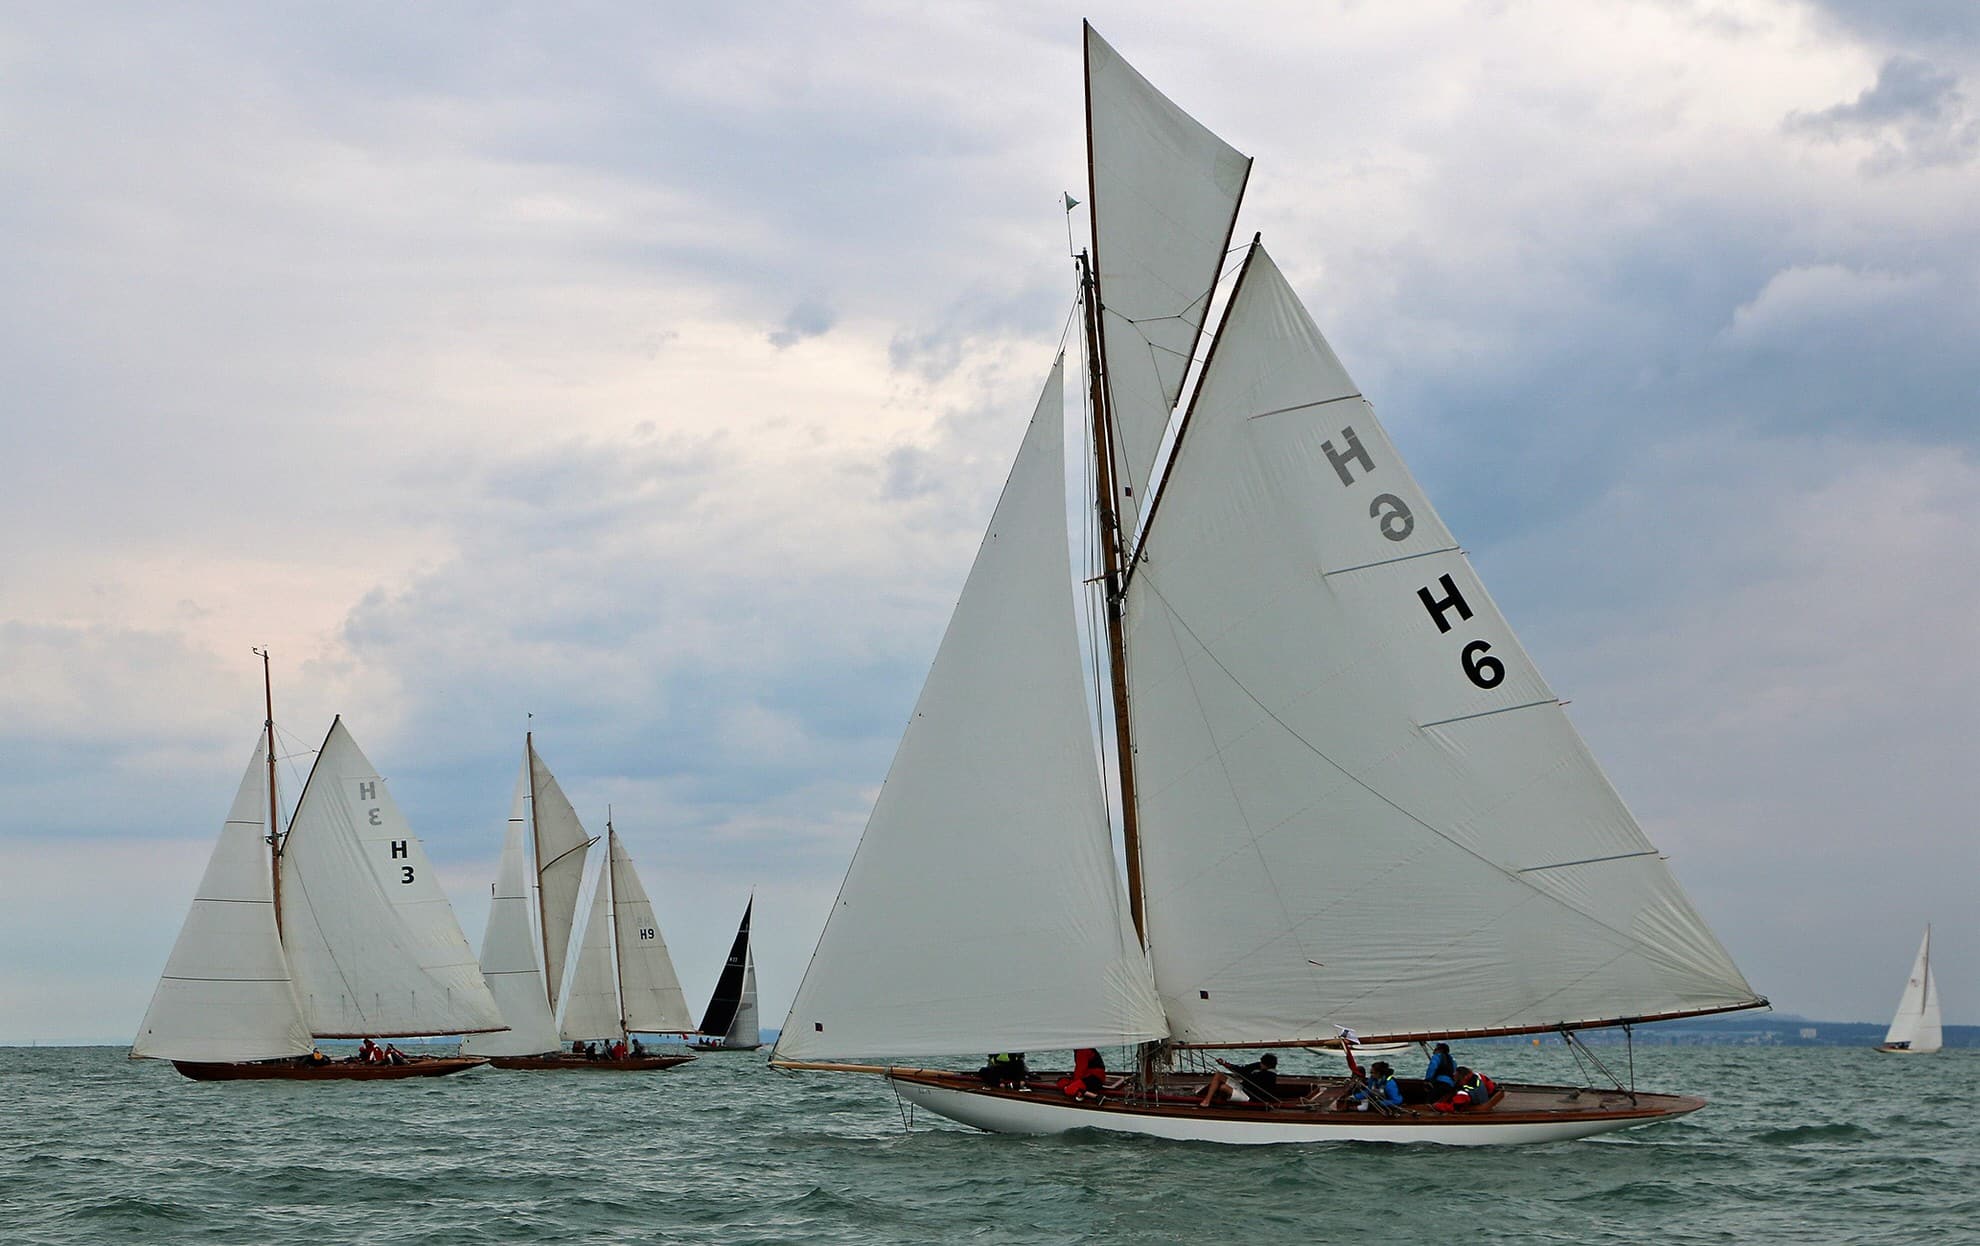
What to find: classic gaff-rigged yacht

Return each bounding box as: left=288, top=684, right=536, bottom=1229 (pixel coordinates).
left=692, top=899, right=763, bottom=1052
left=132, top=654, right=502, bottom=1080
left=1875, top=926, right=1943, bottom=1054
left=770, top=25, right=1767, bottom=1145
left=463, top=736, right=696, bottom=1071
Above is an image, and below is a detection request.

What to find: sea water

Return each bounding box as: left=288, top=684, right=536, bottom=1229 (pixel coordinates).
left=2, top=1043, right=1975, bottom=1244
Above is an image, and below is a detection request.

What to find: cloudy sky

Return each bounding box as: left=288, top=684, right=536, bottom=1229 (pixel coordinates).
left=2, top=0, right=1975, bottom=1043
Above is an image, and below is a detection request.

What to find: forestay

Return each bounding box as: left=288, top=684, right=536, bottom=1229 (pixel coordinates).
left=132, top=730, right=313, bottom=1063
left=609, top=830, right=695, bottom=1034
left=528, top=738, right=591, bottom=1010
left=1086, top=21, right=1250, bottom=534
left=559, top=862, right=623, bottom=1042
left=463, top=763, right=560, bottom=1057
left=278, top=718, right=507, bottom=1037
left=775, top=361, right=1168, bottom=1061
left=1123, top=246, right=1761, bottom=1044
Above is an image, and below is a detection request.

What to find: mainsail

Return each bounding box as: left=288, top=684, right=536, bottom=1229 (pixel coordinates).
left=698, top=900, right=761, bottom=1048
left=1122, top=245, right=1761, bottom=1043
left=132, top=729, right=313, bottom=1063
left=278, top=718, right=507, bottom=1037
left=775, top=361, right=1168, bottom=1061
left=462, top=762, right=560, bottom=1057
left=1085, top=21, right=1250, bottom=534
left=609, top=828, right=696, bottom=1034
left=1882, top=927, right=1943, bottom=1053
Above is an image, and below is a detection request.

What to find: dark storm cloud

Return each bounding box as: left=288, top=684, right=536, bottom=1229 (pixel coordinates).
left=1787, top=54, right=1980, bottom=168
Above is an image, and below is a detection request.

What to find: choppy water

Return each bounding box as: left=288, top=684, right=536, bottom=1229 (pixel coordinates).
left=3, top=1043, right=1975, bottom=1244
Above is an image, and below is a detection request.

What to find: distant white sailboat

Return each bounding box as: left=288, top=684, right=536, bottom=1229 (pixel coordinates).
left=467, top=735, right=696, bottom=1071
left=694, top=899, right=763, bottom=1051
left=771, top=24, right=1767, bottom=1145
left=1876, top=926, right=1943, bottom=1054
left=133, top=654, right=502, bottom=1080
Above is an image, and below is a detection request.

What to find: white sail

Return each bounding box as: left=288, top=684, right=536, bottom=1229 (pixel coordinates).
left=724, top=951, right=761, bottom=1049
left=528, top=737, right=591, bottom=1010
left=559, top=860, right=623, bottom=1042
left=1883, top=928, right=1943, bottom=1052
left=278, top=718, right=507, bottom=1037
left=132, top=730, right=313, bottom=1062
left=463, top=763, right=560, bottom=1057
left=1086, top=21, right=1251, bottom=532
left=776, top=359, right=1168, bottom=1061
left=609, top=829, right=695, bottom=1033
left=1123, top=246, right=1761, bottom=1044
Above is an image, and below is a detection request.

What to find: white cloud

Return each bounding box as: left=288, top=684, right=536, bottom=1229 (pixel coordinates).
left=1717, top=263, right=1941, bottom=347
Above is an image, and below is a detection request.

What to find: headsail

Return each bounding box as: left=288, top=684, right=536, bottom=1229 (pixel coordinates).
left=1085, top=21, right=1251, bottom=534
left=610, top=829, right=695, bottom=1034
left=1882, top=927, right=1943, bottom=1053
left=278, top=718, right=507, bottom=1037
left=132, top=729, right=313, bottom=1062
left=775, top=360, right=1168, bottom=1061
left=1123, top=245, right=1762, bottom=1044
left=559, top=859, right=623, bottom=1042
left=727, top=948, right=761, bottom=1049
left=463, top=761, right=560, bottom=1057
left=698, top=899, right=759, bottom=1047
left=528, top=736, right=591, bottom=1010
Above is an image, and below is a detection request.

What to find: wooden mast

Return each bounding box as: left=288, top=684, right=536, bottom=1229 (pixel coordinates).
left=526, top=731, right=554, bottom=1010
left=254, top=647, right=282, bottom=936
left=1082, top=24, right=1146, bottom=946
left=607, top=814, right=629, bottom=1041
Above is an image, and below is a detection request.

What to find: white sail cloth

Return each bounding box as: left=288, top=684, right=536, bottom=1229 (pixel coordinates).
left=1086, top=21, right=1250, bottom=532
left=1883, top=928, right=1943, bottom=1052
left=132, top=730, right=313, bottom=1062
left=463, top=764, right=561, bottom=1057
left=776, top=360, right=1168, bottom=1061
left=528, top=738, right=591, bottom=1010
left=1123, top=247, right=1761, bottom=1043
left=560, top=860, right=623, bottom=1042
left=609, top=831, right=695, bottom=1034
left=723, top=954, right=761, bottom=1049
left=279, top=718, right=507, bottom=1037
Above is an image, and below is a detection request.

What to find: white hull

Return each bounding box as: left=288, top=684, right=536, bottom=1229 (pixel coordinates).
left=892, top=1079, right=1687, bottom=1147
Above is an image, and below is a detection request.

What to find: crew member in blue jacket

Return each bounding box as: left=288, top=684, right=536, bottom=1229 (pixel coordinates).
left=1424, top=1042, right=1457, bottom=1095
left=1337, top=1060, right=1403, bottom=1111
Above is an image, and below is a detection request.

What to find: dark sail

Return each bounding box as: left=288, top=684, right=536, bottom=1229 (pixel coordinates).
left=697, top=900, right=752, bottom=1039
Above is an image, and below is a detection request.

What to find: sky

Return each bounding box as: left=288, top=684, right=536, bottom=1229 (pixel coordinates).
left=1, top=0, right=1976, bottom=1043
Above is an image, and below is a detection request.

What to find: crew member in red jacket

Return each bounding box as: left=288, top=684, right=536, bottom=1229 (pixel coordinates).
left=1433, top=1067, right=1498, bottom=1111
left=1057, top=1048, right=1108, bottom=1101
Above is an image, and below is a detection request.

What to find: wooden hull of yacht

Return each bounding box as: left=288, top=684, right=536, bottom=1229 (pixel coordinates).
left=487, top=1053, right=696, bottom=1071
left=886, top=1069, right=1705, bottom=1146
left=172, top=1056, right=488, bottom=1081
left=1874, top=1044, right=1938, bottom=1055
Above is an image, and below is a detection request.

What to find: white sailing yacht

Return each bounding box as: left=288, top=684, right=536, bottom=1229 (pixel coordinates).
left=133, top=655, right=503, bottom=1080
left=466, top=736, right=696, bottom=1070
left=771, top=25, right=1767, bottom=1145
left=1876, top=926, right=1943, bottom=1054
left=693, top=899, right=763, bottom=1051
